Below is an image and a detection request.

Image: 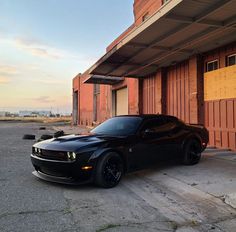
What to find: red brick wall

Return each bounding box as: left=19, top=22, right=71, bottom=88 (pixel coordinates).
left=99, top=85, right=112, bottom=122
left=78, top=73, right=94, bottom=126
left=128, top=78, right=139, bottom=114
left=72, top=75, right=80, bottom=91
left=133, top=0, right=163, bottom=25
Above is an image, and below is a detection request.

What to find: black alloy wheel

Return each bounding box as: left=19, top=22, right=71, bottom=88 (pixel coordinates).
left=182, top=140, right=201, bottom=165
left=95, top=152, right=124, bottom=188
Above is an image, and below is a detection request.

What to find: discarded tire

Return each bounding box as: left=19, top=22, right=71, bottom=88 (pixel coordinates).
left=39, top=127, right=46, bottom=130
left=54, top=130, right=64, bottom=138
left=40, top=134, right=53, bottom=140
left=23, top=134, right=35, bottom=140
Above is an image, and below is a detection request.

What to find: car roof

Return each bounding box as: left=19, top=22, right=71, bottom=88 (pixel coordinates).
left=114, top=114, right=178, bottom=120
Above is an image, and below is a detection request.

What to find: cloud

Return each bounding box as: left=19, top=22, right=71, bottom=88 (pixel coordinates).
left=15, top=37, right=64, bottom=60
left=0, top=65, right=19, bottom=75
left=15, top=37, right=43, bottom=47
left=14, top=36, right=98, bottom=64
left=29, top=47, right=62, bottom=59
left=33, top=79, right=67, bottom=85
left=33, top=96, right=55, bottom=104
left=0, top=76, right=10, bottom=84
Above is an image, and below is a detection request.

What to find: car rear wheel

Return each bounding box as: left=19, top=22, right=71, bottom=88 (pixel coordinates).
left=95, top=152, right=124, bottom=188
left=182, top=140, right=202, bottom=165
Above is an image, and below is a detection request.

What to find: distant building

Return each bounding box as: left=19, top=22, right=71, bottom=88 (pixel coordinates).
left=0, top=111, right=10, bottom=117
left=19, top=111, right=52, bottom=117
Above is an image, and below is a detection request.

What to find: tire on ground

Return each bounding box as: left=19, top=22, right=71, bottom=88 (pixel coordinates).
left=182, top=139, right=202, bottom=165
left=40, top=134, right=53, bottom=140
left=22, top=134, right=35, bottom=140
left=94, top=152, right=124, bottom=188
left=54, top=130, right=64, bottom=138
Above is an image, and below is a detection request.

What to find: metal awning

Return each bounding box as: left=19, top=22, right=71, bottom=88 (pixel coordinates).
left=84, top=75, right=124, bottom=85
left=88, top=0, right=236, bottom=78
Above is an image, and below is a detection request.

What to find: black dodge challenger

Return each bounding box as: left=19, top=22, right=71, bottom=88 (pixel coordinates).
left=31, top=115, right=209, bottom=188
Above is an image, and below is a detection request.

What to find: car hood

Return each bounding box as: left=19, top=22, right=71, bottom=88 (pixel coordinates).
left=33, top=134, right=124, bottom=152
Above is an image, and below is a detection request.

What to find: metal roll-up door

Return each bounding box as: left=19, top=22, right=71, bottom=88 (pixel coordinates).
left=116, top=88, right=128, bottom=116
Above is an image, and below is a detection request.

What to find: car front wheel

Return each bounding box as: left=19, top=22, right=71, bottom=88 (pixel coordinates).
left=95, top=152, right=124, bottom=188
left=182, top=139, right=202, bottom=165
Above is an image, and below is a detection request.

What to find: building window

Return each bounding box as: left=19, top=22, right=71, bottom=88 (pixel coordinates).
left=142, top=13, right=149, bottom=22
left=206, top=60, right=218, bottom=72
left=226, top=54, right=236, bottom=66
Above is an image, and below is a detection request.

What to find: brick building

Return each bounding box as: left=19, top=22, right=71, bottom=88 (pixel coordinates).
left=72, top=0, right=236, bottom=150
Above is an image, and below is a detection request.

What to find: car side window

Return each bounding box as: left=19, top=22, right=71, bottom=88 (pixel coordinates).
left=142, top=118, right=176, bottom=133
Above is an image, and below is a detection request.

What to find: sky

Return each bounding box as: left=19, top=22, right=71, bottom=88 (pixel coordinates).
left=0, top=0, right=134, bottom=114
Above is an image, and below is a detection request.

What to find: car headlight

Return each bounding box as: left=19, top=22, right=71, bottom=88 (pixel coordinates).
left=33, top=147, right=41, bottom=155
left=67, top=152, right=76, bottom=161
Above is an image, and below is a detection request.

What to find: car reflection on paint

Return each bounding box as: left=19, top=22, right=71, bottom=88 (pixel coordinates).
left=31, top=114, right=209, bottom=188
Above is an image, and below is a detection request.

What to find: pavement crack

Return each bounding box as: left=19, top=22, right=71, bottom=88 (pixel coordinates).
left=0, top=209, right=66, bottom=219
left=96, top=220, right=174, bottom=232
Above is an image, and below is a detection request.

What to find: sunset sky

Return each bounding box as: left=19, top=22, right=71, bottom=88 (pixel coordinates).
left=0, top=0, right=133, bottom=114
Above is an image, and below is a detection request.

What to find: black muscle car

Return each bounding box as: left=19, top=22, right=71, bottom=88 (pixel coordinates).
left=31, top=115, right=209, bottom=188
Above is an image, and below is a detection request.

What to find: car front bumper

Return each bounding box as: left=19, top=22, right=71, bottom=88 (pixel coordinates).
left=31, top=154, right=94, bottom=185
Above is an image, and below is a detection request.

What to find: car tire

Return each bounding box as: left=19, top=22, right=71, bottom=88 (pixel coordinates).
left=40, top=134, right=53, bottom=140
left=182, top=139, right=202, bottom=165
left=22, top=134, right=35, bottom=140
left=54, top=130, right=64, bottom=138
left=95, top=152, right=124, bottom=188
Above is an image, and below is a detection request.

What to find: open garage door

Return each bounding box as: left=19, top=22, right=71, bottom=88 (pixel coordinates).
left=115, top=88, right=128, bottom=116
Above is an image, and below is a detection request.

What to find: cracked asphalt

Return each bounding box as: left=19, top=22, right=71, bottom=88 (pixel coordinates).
left=1, top=122, right=236, bottom=232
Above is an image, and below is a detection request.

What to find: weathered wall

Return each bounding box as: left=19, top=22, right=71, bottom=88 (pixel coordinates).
left=72, top=75, right=80, bottom=91
left=99, top=85, right=112, bottom=122
left=133, top=0, right=163, bottom=25
left=141, top=70, right=162, bottom=114
left=166, top=56, right=202, bottom=124
left=205, top=99, right=236, bottom=150
left=78, top=73, right=94, bottom=126
left=203, top=42, right=236, bottom=150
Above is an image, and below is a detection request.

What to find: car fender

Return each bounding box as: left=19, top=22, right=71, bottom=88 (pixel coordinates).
left=89, top=148, right=127, bottom=172
left=181, top=133, right=203, bottom=151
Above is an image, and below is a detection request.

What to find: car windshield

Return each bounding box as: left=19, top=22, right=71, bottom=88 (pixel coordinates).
left=91, top=117, right=142, bottom=136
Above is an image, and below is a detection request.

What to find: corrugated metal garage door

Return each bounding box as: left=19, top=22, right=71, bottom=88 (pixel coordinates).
left=142, top=76, right=156, bottom=114
left=141, top=71, right=162, bottom=114
left=205, top=99, right=236, bottom=150
left=166, top=61, right=191, bottom=123
left=116, top=87, right=128, bottom=115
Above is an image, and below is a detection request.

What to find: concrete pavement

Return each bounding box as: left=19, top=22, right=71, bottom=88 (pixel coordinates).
left=0, top=122, right=236, bottom=231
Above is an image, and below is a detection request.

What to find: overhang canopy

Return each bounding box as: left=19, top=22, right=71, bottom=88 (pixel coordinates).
left=84, top=75, right=124, bottom=85
left=88, top=0, right=236, bottom=78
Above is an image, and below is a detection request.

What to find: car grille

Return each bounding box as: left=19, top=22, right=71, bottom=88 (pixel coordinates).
left=33, top=149, right=68, bottom=161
